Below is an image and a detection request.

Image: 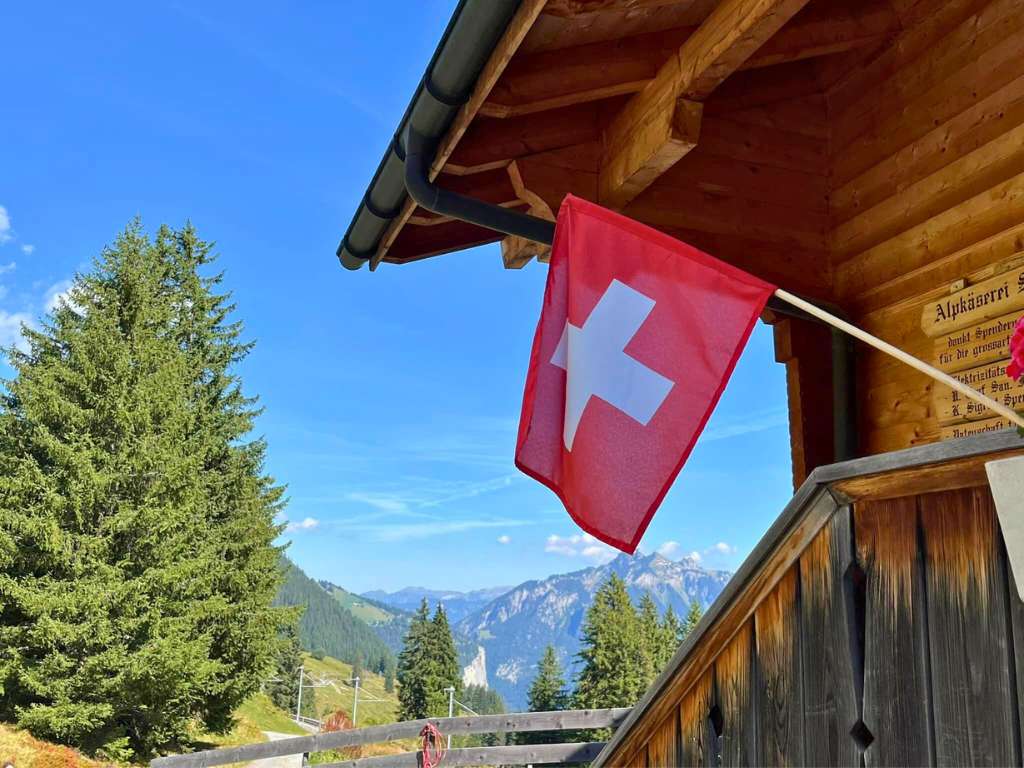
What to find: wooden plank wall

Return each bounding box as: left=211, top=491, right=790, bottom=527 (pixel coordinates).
left=827, top=0, right=1024, bottom=454
left=634, top=485, right=1024, bottom=767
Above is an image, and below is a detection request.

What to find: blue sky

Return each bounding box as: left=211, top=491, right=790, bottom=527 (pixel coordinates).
left=2, top=1, right=794, bottom=592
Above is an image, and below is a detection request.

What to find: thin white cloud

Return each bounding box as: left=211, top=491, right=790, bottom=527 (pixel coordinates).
left=0, top=262, right=16, bottom=276
left=656, top=540, right=680, bottom=557
left=545, top=532, right=617, bottom=563
left=0, top=206, right=11, bottom=244
left=44, top=279, right=74, bottom=313
left=20, top=245, right=34, bottom=255
left=707, top=541, right=736, bottom=556
left=285, top=516, right=320, bottom=533
left=497, top=534, right=511, bottom=545
left=687, top=550, right=702, bottom=562
left=0, top=310, right=33, bottom=352
left=363, top=518, right=531, bottom=543
left=700, top=407, right=788, bottom=442
left=346, top=492, right=411, bottom=514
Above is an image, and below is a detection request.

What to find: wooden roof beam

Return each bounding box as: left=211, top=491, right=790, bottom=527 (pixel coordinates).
left=598, top=0, right=814, bottom=209
left=482, top=1, right=896, bottom=119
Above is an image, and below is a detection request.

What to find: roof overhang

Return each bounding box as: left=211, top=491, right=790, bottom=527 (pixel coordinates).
left=335, top=0, right=901, bottom=296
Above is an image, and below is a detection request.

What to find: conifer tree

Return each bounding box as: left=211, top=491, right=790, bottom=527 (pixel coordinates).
left=0, top=222, right=285, bottom=759
left=267, top=621, right=303, bottom=714
left=397, top=600, right=432, bottom=720
left=427, top=604, right=462, bottom=717
left=518, top=645, right=568, bottom=746
left=662, top=604, right=683, bottom=644
left=574, top=574, right=647, bottom=713
left=638, top=593, right=662, bottom=682
left=528, top=646, right=568, bottom=713
left=684, top=600, right=704, bottom=638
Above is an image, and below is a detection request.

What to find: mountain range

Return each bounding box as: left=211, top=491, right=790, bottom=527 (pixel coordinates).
left=276, top=551, right=732, bottom=710
left=362, top=552, right=731, bottom=709
left=361, top=585, right=513, bottom=623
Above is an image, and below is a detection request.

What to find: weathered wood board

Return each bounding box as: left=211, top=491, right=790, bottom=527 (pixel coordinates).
left=921, top=263, right=1024, bottom=338
left=679, top=672, right=716, bottom=767
left=854, top=497, right=933, bottom=767
left=932, top=358, right=1024, bottom=423
left=919, top=487, right=1019, bottom=766
left=933, top=310, right=1019, bottom=372
left=713, top=621, right=757, bottom=767
left=754, top=567, right=803, bottom=766
left=645, top=709, right=678, bottom=767
left=798, top=506, right=862, bottom=767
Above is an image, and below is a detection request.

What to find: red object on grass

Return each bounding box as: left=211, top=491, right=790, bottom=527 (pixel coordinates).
left=1009, top=316, right=1024, bottom=381
left=515, top=195, right=776, bottom=553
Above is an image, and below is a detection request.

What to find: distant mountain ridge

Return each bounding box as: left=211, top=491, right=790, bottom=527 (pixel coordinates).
left=454, top=552, right=731, bottom=709
left=362, top=585, right=514, bottom=623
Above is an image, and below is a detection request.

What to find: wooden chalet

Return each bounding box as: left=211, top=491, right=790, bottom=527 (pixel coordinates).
left=336, top=0, right=1024, bottom=764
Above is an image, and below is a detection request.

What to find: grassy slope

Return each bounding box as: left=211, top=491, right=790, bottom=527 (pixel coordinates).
left=0, top=725, right=115, bottom=768
left=324, top=587, right=394, bottom=625
left=301, top=654, right=399, bottom=726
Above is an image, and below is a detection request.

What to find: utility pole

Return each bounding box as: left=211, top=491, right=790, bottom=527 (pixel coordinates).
left=444, top=686, right=455, bottom=749
left=295, top=665, right=304, bottom=721
left=352, top=676, right=360, bottom=727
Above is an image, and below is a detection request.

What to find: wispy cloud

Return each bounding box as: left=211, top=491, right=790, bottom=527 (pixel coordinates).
left=346, top=517, right=532, bottom=543
left=285, top=516, right=320, bottom=533
left=0, top=310, right=32, bottom=351
left=656, top=540, right=680, bottom=557
left=44, top=279, right=75, bottom=314
left=706, top=541, right=736, bottom=556
left=0, top=206, right=11, bottom=244
left=700, top=407, right=788, bottom=442
left=0, top=262, right=16, bottom=276
left=20, top=245, right=34, bottom=255
left=545, top=532, right=617, bottom=564
left=497, top=534, right=511, bottom=545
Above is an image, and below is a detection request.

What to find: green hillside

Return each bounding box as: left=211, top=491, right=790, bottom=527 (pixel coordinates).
left=321, top=582, right=396, bottom=624
left=274, top=559, right=394, bottom=668
left=301, top=653, right=400, bottom=726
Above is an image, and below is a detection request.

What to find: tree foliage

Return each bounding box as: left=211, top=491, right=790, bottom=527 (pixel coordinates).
left=267, top=619, right=303, bottom=715
left=396, top=600, right=462, bottom=720
left=517, top=645, right=568, bottom=746
left=684, top=599, right=704, bottom=637
left=0, top=223, right=285, bottom=760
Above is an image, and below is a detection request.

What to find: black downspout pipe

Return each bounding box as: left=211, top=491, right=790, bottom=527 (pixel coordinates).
left=403, top=128, right=858, bottom=461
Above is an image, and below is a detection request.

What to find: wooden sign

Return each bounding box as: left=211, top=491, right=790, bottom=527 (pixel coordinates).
left=921, top=264, right=1024, bottom=338
left=940, top=416, right=1014, bottom=441
left=933, top=359, right=1024, bottom=424
left=933, top=311, right=1019, bottom=373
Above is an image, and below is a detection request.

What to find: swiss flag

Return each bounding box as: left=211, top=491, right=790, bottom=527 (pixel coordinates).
left=515, top=195, right=776, bottom=553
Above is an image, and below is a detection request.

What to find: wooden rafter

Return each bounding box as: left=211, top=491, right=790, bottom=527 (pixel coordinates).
left=543, top=0, right=688, bottom=18
left=598, top=0, right=814, bottom=209
left=482, top=1, right=896, bottom=119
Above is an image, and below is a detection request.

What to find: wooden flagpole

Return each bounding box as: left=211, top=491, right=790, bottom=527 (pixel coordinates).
left=773, top=288, right=1024, bottom=430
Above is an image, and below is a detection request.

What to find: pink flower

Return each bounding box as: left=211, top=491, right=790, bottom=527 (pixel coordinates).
left=1009, top=315, right=1024, bottom=381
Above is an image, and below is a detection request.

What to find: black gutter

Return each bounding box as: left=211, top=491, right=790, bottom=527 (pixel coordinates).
left=336, top=0, right=523, bottom=270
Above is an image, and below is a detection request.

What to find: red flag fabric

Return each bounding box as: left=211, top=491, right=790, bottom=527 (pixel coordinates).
left=515, top=195, right=776, bottom=553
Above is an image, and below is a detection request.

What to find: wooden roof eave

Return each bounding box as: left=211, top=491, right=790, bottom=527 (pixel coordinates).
left=592, top=428, right=1024, bottom=767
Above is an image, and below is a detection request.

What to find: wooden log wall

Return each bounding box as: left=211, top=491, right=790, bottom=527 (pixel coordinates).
left=828, top=0, right=1024, bottom=454
left=626, top=485, right=1024, bottom=767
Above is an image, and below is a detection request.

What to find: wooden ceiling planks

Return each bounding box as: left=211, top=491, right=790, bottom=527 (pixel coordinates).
left=482, top=0, right=895, bottom=120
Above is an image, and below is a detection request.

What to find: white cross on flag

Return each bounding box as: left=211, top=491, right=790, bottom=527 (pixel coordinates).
left=515, top=195, right=775, bottom=553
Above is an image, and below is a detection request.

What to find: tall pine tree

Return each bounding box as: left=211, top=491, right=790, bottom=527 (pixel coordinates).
left=0, top=223, right=285, bottom=760
left=684, top=600, right=704, bottom=637
left=519, top=645, right=568, bottom=746
left=396, top=600, right=432, bottom=720
left=427, top=605, right=462, bottom=718
left=574, top=574, right=648, bottom=712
